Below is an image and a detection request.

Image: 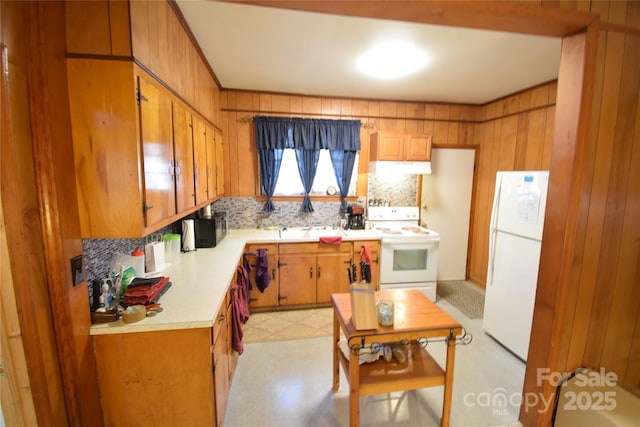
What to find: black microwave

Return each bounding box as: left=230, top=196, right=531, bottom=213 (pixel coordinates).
left=194, top=212, right=227, bottom=248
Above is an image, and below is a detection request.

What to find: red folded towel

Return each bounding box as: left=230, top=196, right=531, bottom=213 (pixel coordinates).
left=320, top=236, right=343, bottom=245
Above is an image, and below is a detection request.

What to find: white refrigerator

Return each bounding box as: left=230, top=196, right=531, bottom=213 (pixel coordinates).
left=483, top=171, right=549, bottom=361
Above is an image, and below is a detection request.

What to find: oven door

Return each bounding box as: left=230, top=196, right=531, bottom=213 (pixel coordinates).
left=380, top=240, right=439, bottom=284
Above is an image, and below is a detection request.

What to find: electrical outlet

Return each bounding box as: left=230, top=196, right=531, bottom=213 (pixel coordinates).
left=71, top=255, right=84, bottom=286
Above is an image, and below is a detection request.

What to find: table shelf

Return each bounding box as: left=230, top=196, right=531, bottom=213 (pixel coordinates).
left=337, top=341, right=445, bottom=396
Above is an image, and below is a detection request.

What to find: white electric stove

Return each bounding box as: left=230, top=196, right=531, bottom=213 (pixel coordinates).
left=367, top=206, right=440, bottom=301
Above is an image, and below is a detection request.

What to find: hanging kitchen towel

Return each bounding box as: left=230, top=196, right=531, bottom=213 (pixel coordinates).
left=360, top=243, right=374, bottom=284
left=319, top=236, right=343, bottom=245
left=230, top=283, right=245, bottom=354
left=235, top=264, right=251, bottom=323
left=242, top=251, right=257, bottom=291
left=255, top=248, right=271, bottom=292
left=231, top=264, right=252, bottom=354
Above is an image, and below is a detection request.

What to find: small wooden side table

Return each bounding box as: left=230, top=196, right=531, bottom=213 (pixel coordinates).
left=332, top=289, right=463, bottom=427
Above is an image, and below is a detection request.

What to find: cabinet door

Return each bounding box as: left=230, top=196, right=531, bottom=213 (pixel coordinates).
left=213, top=317, right=229, bottom=427
left=172, top=102, right=195, bottom=212
left=245, top=245, right=279, bottom=308
left=214, top=129, right=225, bottom=196
left=225, top=301, right=238, bottom=383
left=205, top=124, right=217, bottom=200
left=192, top=115, right=208, bottom=205
left=316, top=253, right=352, bottom=303
left=377, top=133, right=405, bottom=160
left=138, top=75, right=176, bottom=227
left=278, top=255, right=316, bottom=305
left=94, top=329, right=215, bottom=426
left=406, top=134, right=432, bottom=161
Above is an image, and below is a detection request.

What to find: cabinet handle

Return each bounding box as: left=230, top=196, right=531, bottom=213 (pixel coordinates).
left=373, top=256, right=379, bottom=264
left=309, top=267, right=313, bottom=278
left=142, top=203, right=153, bottom=212
left=317, top=266, right=321, bottom=278
left=218, top=314, right=225, bottom=323
left=175, top=161, right=182, bottom=177
left=272, top=268, right=276, bottom=280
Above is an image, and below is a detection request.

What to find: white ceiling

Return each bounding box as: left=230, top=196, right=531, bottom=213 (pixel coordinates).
left=175, top=1, right=562, bottom=105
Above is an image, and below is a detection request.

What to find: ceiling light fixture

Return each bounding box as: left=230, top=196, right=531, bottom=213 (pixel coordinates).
left=357, top=41, right=428, bottom=79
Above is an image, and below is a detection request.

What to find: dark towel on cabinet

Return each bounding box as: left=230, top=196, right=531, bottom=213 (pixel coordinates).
left=255, top=248, right=271, bottom=292
left=231, top=264, right=251, bottom=354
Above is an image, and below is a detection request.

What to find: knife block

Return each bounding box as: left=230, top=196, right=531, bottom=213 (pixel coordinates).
left=349, top=282, right=378, bottom=330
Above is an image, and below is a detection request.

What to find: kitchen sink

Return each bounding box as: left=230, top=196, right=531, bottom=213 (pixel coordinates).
left=279, top=226, right=348, bottom=240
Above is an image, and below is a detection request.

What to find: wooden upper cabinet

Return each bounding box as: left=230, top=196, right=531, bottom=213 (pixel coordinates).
left=371, top=132, right=405, bottom=161
left=138, top=75, right=177, bottom=227
left=66, top=0, right=132, bottom=56
left=67, top=59, right=143, bottom=238
left=192, top=116, right=208, bottom=206
left=205, top=124, right=226, bottom=201
left=406, top=134, right=433, bottom=161
left=214, top=130, right=225, bottom=197
left=370, top=131, right=432, bottom=162
left=172, top=101, right=196, bottom=213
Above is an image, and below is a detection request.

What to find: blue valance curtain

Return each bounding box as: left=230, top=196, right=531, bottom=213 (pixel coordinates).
left=255, top=116, right=361, bottom=212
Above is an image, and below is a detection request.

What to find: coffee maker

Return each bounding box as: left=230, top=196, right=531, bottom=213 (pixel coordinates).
left=347, top=205, right=366, bottom=230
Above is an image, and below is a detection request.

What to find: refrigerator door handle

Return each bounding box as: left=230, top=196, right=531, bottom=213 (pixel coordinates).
left=487, top=175, right=503, bottom=286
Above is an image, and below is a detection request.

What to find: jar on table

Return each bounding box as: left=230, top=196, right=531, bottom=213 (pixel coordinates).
left=376, top=299, right=394, bottom=326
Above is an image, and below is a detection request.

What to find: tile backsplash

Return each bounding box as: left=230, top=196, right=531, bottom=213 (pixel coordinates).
left=83, top=173, right=417, bottom=303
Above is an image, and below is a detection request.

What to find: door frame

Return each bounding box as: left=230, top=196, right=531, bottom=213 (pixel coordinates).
left=417, top=144, right=479, bottom=282
left=3, top=1, right=599, bottom=426
left=240, top=3, right=598, bottom=425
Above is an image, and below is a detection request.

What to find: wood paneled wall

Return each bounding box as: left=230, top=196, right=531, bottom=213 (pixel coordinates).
left=548, top=0, right=640, bottom=392
left=221, top=90, right=480, bottom=197
left=469, top=83, right=557, bottom=286
left=3, top=1, right=116, bottom=425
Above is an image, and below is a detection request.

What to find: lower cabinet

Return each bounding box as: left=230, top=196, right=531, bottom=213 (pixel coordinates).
left=213, top=292, right=234, bottom=427
left=245, top=244, right=280, bottom=308
left=244, top=240, right=380, bottom=309
left=279, top=242, right=353, bottom=306
left=93, top=328, right=216, bottom=426
left=93, top=293, right=238, bottom=427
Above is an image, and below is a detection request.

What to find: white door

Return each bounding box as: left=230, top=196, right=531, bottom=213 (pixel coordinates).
left=420, top=148, right=475, bottom=281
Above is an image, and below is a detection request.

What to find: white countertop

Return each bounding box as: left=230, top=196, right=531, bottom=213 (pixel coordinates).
left=90, top=228, right=380, bottom=336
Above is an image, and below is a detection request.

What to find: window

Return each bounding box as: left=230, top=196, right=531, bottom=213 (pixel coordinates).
left=273, top=149, right=359, bottom=196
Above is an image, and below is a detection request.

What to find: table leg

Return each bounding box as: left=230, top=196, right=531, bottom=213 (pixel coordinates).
left=441, top=335, right=457, bottom=427
left=333, top=308, right=340, bottom=392
left=349, top=350, right=360, bottom=427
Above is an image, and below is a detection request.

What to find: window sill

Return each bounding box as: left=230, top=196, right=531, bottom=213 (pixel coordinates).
left=256, top=195, right=359, bottom=203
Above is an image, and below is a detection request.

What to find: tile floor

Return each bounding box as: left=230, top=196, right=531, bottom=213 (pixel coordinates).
left=225, top=299, right=525, bottom=427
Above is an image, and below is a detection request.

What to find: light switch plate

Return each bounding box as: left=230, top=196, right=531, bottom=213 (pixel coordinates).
left=71, top=255, right=84, bottom=286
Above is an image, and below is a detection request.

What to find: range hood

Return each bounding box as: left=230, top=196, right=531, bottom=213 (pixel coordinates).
left=369, top=161, right=432, bottom=175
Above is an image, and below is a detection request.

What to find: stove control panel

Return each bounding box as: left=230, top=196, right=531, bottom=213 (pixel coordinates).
left=367, top=206, right=420, bottom=221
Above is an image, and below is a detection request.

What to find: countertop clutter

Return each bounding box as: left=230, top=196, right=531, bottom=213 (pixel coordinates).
left=89, top=228, right=381, bottom=335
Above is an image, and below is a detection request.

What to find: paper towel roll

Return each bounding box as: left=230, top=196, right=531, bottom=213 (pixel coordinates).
left=182, top=219, right=196, bottom=252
